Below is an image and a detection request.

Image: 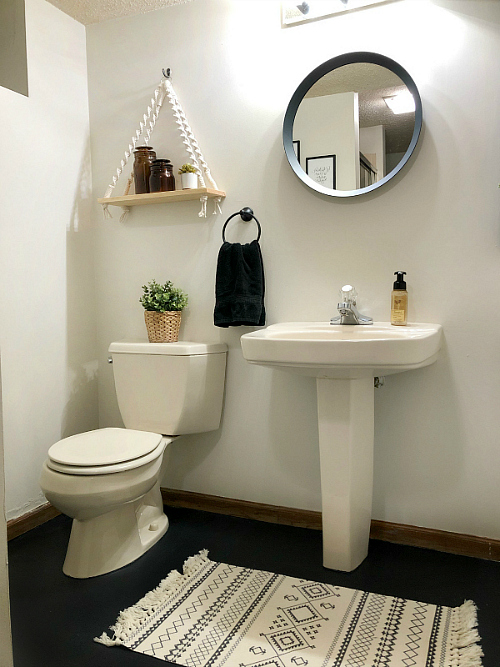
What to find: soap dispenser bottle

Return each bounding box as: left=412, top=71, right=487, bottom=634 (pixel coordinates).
left=391, top=271, right=408, bottom=326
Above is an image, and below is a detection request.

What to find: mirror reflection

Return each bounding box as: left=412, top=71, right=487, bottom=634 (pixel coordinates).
left=294, top=63, right=415, bottom=191
left=284, top=53, right=422, bottom=197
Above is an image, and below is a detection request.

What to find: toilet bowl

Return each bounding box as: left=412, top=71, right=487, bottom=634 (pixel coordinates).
left=40, top=428, right=172, bottom=578
left=39, top=340, right=227, bottom=578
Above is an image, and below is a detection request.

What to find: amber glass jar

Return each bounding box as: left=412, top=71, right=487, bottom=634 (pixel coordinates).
left=149, top=159, right=176, bottom=192
left=133, top=147, right=156, bottom=194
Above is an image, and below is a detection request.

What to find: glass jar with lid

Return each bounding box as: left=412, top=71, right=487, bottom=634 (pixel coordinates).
left=149, top=159, right=176, bottom=192
left=133, top=146, right=156, bottom=194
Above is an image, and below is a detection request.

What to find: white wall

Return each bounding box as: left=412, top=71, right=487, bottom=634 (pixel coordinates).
left=294, top=92, right=359, bottom=189
left=0, top=0, right=98, bottom=520
left=87, top=0, right=500, bottom=540
left=360, top=125, right=386, bottom=180
left=0, top=358, right=13, bottom=667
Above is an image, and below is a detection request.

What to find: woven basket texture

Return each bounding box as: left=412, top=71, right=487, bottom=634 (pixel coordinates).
left=144, top=311, right=182, bottom=343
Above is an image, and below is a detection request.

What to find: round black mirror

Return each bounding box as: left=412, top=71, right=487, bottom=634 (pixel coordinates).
left=283, top=52, right=422, bottom=197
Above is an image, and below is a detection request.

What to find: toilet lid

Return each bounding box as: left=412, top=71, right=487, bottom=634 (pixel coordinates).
left=48, top=428, right=163, bottom=467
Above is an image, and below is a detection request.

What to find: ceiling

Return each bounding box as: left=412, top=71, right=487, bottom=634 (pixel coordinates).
left=46, top=0, right=193, bottom=25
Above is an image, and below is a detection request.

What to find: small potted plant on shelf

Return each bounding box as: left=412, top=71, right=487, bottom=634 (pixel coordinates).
left=140, top=279, right=188, bottom=343
left=178, top=163, right=198, bottom=189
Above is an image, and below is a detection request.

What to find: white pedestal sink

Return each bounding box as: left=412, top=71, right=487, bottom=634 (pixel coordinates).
left=240, top=322, right=442, bottom=572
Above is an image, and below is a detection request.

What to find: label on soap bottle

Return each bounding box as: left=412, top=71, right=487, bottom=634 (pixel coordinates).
left=391, top=309, right=406, bottom=323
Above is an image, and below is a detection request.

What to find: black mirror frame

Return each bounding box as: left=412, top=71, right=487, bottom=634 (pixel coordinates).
left=283, top=52, right=423, bottom=198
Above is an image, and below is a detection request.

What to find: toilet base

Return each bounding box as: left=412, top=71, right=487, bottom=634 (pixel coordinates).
left=63, top=484, right=168, bottom=578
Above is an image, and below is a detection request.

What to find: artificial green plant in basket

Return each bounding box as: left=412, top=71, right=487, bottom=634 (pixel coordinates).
left=140, top=279, right=188, bottom=343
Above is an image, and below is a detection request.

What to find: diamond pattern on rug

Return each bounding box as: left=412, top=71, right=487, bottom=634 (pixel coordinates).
left=95, top=551, right=483, bottom=667
left=343, top=593, right=385, bottom=666
left=402, top=602, right=428, bottom=667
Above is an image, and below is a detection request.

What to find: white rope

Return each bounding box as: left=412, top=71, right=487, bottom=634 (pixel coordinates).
left=119, top=207, right=131, bottom=222
left=166, top=85, right=205, bottom=187
left=213, top=197, right=223, bottom=216
left=199, top=195, right=208, bottom=219
left=123, top=174, right=133, bottom=195
left=165, top=80, right=218, bottom=187
left=101, top=80, right=168, bottom=218
left=164, top=79, right=220, bottom=216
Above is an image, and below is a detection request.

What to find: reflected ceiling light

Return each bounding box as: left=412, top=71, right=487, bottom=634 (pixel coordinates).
left=383, top=90, right=416, bottom=114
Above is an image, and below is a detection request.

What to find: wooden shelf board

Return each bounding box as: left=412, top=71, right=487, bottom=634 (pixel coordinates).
left=98, top=187, right=226, bottom=208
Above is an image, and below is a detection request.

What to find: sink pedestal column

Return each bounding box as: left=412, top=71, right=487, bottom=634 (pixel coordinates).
left=316, top=377, right=374, bottom=572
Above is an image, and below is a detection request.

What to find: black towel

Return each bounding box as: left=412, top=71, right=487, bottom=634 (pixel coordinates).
left=214, top=240, right=265, bottom=327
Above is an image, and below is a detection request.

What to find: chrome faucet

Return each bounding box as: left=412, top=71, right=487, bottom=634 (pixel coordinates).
left=330, top=285, right=373, bottom=325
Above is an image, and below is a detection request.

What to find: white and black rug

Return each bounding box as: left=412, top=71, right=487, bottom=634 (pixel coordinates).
left=96, top=550, right=483, bottom=666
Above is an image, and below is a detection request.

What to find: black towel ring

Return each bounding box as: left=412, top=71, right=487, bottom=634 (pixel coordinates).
left=222, top=207, right=261, bottom=243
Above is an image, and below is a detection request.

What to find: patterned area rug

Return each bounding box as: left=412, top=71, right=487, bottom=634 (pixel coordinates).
left=96, top=550, right=483, bottom=666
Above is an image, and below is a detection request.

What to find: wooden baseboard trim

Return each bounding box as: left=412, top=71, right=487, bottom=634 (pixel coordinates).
left=8, top=490, right=499, bottom=562
left=7, top=503, right=61, bottom=541
left=369, top=519, right=500, bottom=561
left=161, top=487, right=322, bottom=530
left=161, top=487, right=500, bottom=562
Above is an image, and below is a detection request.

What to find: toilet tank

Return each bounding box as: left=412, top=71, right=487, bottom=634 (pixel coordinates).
left=108, top=340, right=227, bottom=435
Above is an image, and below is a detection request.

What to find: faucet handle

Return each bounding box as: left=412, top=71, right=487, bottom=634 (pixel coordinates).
left=339, top=284, right=357, bottom=305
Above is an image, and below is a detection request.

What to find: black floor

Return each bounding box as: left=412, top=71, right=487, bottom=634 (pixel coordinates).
left=8, top=506, right=500, bottom=666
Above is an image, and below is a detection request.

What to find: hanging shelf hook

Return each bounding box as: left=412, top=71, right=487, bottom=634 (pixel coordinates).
left=162, top=68, right=171, bottom=79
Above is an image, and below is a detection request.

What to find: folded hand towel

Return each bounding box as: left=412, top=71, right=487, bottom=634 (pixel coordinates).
left=214, top=240, right=265, bottom=327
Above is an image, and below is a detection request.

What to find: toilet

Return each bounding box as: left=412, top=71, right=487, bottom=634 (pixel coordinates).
left=39, top=339, right=227, bottom=579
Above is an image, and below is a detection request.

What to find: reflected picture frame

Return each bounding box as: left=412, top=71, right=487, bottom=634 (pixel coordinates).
left=293, top=140, right=301, bottom=163
left=306, top=155, right=336, bottom=190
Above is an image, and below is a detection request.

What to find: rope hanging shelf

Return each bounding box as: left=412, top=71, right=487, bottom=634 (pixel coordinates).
left=98, top=68, right=225, bottom=220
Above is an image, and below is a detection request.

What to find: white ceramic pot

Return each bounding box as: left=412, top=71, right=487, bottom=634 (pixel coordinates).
left=181, top=172, right=198, bottom=189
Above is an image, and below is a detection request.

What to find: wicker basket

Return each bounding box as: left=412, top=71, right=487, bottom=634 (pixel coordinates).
left=144, top=311, right=182, bottom=343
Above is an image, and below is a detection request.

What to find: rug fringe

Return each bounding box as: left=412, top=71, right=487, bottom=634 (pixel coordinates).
left=450, top=600, right=483, bottom=666
left=94, top=549, right=210, bottom=647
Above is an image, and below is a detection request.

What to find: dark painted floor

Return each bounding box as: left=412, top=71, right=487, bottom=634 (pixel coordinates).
left=8, top=506, right=500, bottom=666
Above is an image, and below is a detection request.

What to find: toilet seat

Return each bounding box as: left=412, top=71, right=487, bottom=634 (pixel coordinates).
left=47, top=427, right=171, bottom=476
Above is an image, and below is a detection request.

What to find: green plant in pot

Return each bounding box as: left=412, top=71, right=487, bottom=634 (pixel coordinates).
left=140, top=279, right=188, bottom=343
left=178, top=163, right=198, bottom=190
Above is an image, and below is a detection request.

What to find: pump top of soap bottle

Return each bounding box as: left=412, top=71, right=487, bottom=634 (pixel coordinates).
left=393, top=271, right=407, bottom=290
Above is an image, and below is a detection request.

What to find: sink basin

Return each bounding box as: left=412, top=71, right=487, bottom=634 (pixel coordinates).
left=240, top=321, right=443, bottom=572
left=241, top=321, right=442, bottom=378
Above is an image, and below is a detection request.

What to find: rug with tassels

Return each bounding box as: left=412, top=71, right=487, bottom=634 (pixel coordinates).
left=95, top=550, right=483, bottom=666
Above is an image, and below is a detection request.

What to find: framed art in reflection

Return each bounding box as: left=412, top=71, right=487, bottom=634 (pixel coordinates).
left=306, top=154, right=336, bottom=189
left=293, top=140, right=301, bottom=163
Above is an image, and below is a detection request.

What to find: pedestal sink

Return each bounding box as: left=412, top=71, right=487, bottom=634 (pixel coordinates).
left=240, top=322, right=442, bottom=572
